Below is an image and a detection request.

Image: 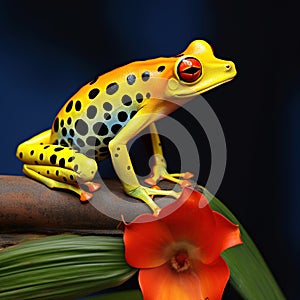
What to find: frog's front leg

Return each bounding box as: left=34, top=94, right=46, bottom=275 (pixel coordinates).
left=144, top=123, right=194, bottom=188
left=16, top=129, right=100, bottom=200
left=109, top=110, right=180, bottom=215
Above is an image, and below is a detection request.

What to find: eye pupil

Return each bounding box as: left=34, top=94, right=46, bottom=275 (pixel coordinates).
left=177, top=57, right=202, bottom=83
left=182, top=66, right=201, bottom=75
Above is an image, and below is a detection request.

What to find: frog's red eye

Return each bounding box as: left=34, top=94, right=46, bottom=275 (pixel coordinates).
left=177, top=57, right=202, bottom=83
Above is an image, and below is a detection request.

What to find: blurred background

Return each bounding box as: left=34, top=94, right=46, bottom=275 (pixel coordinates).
left=0, top=0, right=298, bottom=299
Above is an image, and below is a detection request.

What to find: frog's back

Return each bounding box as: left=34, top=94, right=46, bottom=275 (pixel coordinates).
left=50, top=61, right=155, bottom=161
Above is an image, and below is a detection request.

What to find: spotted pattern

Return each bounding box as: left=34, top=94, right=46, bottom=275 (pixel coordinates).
left=106, top=82, right=119, bottom=95
left=127, top=74, right=136, bottom=85
left=87, top=105, right=97, bottom=119
left=60, top=140, right=68, bottom=147
left=50, top=154, right=57, bottom=164
left=75, top=119, right=89, bottom=136
left=67, top=117, right=72, bottom=125
left=118, top=111, right=128, bottom=122
left=122, top=95, right=132, bottom=106
left=48, top=67, right=156, bottom=165
left=103, top=102, right=112, bottom=111
left=86, top=136, right=101, bottom=146
left=130, top=111, right=137, bottom=119
left=111, top=124, right=122, bottom=134
left=136, top=93, right=143, bottom=103
left=103, top=137, right=112, bottom=145
left=59, top=158, right=65, bottom=168
left=86, top=149, right=97, bottom=158
left=66, top=101, right=73, bottom=112
left=142, top=71, right=150, bottom=81
left=68, top=156, right=75, bottom=162
left=89, top=88, right=100, bottom=99
left=17, top=52, right=170, bottom=194
left=75, top=100, right=82, bottom=111
left=53, top=118, right=59, bottom=132
left=158, top=66, right=165, bottom=72
left=69, top=129, right=75, bottom=137
left=104, top=113, right=111, bottom=120
left=62, top=128, right=67, bottom=136
left=77, top=138, right=85, bottom=147
left=93, top=122, right=109, bottom=136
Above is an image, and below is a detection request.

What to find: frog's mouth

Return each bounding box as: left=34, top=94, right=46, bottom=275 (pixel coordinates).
left=175, top=78, right=234, bottom=98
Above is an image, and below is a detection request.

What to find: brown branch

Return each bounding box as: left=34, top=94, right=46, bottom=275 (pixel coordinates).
left=0, top=176, right=119, bottom=233
left=0, top=175, right=174, bottom=246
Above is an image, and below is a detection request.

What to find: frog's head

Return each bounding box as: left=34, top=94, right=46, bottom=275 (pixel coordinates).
left=164, top=40, right=237, bottom=99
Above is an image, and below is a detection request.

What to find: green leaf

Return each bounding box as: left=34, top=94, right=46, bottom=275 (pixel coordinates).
left=200, top=186, right=286, bottom=300
left=83, top=290, right=143, bottom=300
left=0, top=235, right=137, bottom=300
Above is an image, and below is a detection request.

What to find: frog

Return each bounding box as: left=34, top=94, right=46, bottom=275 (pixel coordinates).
left=16, top=40, right=236, bottom=215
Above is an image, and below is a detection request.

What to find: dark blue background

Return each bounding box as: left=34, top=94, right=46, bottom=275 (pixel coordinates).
left=0, top=1, right=298, bottom=299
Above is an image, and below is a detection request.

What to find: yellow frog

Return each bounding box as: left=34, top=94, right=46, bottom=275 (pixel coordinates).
left=16, top=40, right=236, bottom=215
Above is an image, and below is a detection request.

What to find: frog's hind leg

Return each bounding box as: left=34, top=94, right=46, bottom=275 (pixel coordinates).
left=144, top=123, right=194, bottom=188
left=22, top=164, right=94, bottom=200
left=16, top=129, right=100, bottom=200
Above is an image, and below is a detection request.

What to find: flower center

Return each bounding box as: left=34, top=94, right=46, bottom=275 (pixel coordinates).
left=170, top=250, right=191, bottom=272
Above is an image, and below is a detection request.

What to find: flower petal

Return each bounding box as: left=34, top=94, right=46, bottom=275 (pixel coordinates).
left=199, top=212, right=242, bottom=264
left=138, top=256, right=229, bottom=300
left=194, top=257, right=230, bottom=300
left=214, top=212, right=242, bottom=249
left=161, top=188, right=217, bottom=247
left=139, top=263, right=202, bottom=300
left=123, top=219, right=174, bottom=269
left=158, top=188, right=242, bottom=264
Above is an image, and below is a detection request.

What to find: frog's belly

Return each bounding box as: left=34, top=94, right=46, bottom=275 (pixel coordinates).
left=50, top=108, right=138, bottom=161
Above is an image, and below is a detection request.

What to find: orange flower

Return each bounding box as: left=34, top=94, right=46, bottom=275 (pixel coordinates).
left=123, top=188, right=242, bottom=300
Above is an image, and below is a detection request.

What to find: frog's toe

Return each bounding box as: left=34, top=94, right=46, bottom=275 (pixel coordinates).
left=180, top=179, right=192, bottom=188
left=181, top=172, right=194, bottom=179
left=145, top=168, right=194, bottom=187
left=80, top=191, right=93, bottom=202
left=150, top=185, right=161, bottom=190
left=126, top=185, right=161, bottom=214
left=144, top=177, right=157, bottom=186
left=153, top=207, right=161, bottom=216
left=84, top=181, right=101, bottom=192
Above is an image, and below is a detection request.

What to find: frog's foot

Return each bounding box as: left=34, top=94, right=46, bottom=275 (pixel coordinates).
left=70, top=181, right=101, bottom=202
left=144, top=164, right=194, bottom=188
left=82, top=181, right=101, bottom=192
left=125, top=184, right=181, bottom=216
left=79, top=190, right=94, bottom=202
left=23, top=164, right=98, bottom=202
left=78, top=182, right=101, bottom=202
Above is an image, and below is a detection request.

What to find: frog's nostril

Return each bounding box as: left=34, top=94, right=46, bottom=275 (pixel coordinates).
left=225, top=64, right=231, bottom=71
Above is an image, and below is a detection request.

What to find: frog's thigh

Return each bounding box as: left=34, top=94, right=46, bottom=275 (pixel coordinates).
left=17, top=131, right=98, bottom=183
left=23, top=164, right=84, bottom=196
left=22, top=161, right=97, bottom=200
left=109, top=111, right=156, bottom=188
left=17, top=130, right=99, bottom=199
